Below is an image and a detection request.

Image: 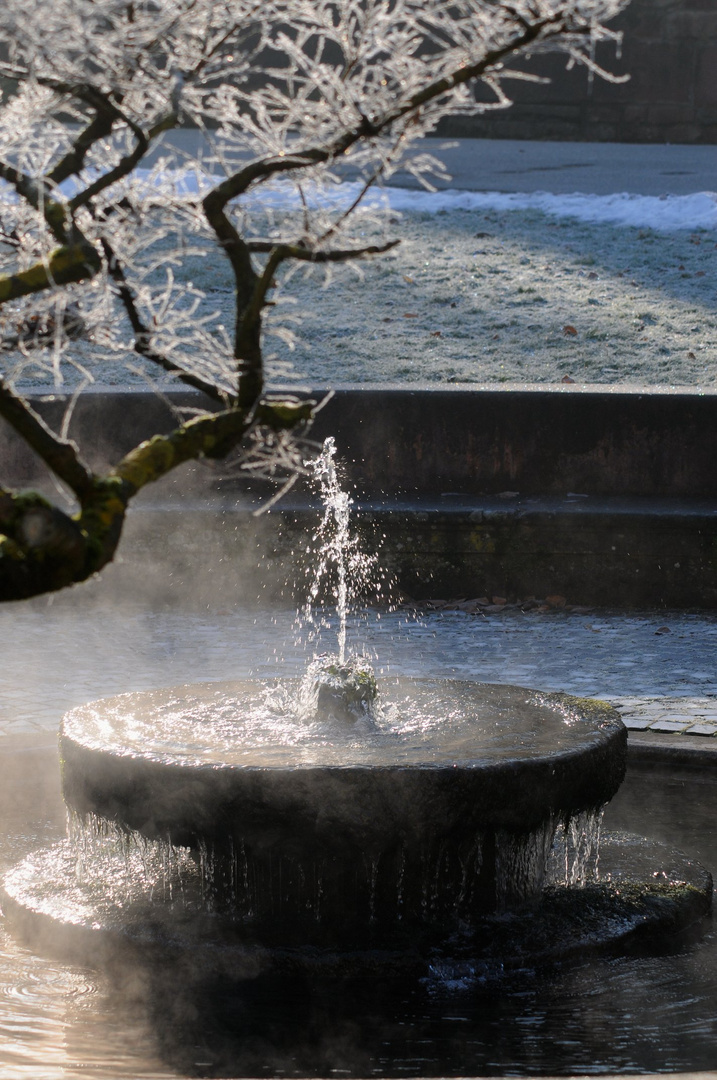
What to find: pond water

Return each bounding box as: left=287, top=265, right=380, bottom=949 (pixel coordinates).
left=2, top=601, right=716, bottom=737
left=0, top=600, right=716, bottom=1077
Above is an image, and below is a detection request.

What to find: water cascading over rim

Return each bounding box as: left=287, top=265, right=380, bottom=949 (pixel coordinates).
left=59, top=678, right=627, bottom=944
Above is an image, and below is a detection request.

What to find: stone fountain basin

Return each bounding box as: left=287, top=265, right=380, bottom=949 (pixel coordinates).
left=59, top=680, right=626, bottom=852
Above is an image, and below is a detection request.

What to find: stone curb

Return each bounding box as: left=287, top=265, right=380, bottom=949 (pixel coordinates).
left=627, top=730, right=717, bottom=767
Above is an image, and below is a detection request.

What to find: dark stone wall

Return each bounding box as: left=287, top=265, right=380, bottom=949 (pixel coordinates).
left=440, top=0, right=717, bottom=144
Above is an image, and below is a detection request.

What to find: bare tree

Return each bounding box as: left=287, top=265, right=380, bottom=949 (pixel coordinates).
left=0, top=0, right=627, bottom=600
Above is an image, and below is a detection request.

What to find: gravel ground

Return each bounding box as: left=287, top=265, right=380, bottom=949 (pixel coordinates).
left=5, top=205, right=717, bottom=389
left=264, top=207, right=717, bottom=387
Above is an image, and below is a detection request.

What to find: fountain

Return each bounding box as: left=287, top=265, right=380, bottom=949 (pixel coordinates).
left=0, top=439, right=713, bottom=1074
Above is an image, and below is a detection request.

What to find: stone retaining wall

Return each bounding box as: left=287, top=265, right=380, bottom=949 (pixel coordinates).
left=2, top=387, right=716, bottom=607
left=441, top=0, right=717, bottom=144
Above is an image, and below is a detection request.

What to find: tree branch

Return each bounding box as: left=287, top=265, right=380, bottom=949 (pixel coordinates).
left=201, top=187, right=261, bottom=406
left=100, top=238, right=227, bottom=404
left=0, top=395, right=313, bottom=601
left=0, top=161, right=69, bottom=244
left=246, top=239, right=400, bottom=260
left=201, top=10, right=576, bottom=212
left=0, top=488, right=88, bottom=601
left=69, top=110, right=178, bottom=213
left=0, top=379, right=96, bottom=498
left=48, top=111, right=117, bottom=186
left=198, top=14, right=564, bottom=416
left=0, top=241, right=102, bottom=304
left=234, top=246, right=284, bottom=409
left=385, top=12, right=566, bottom=125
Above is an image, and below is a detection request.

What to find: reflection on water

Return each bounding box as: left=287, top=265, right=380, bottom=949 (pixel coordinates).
left=62, top=679, right=617, bottom=766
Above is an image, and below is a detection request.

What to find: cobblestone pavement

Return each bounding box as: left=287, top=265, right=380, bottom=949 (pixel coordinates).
left=1, top=594, right=715, bottom=742
left=608, top=696, right=717, bottom=736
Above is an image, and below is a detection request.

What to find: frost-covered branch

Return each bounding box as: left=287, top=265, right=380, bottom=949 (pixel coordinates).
left=100, top=237, right=227, bottom=403
left=0, top=0, right=630, bottom=600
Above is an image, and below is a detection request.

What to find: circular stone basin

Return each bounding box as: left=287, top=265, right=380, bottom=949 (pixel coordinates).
left=60, top=680, right=626, bottom=938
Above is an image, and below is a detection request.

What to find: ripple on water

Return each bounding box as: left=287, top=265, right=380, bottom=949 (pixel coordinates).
left=0, top=831, right=174, bottom=1079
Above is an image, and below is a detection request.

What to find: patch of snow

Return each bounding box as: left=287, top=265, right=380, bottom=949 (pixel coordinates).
left=127, top=170, right=717, bottom=232
left=3, top=167, right=710, bottom=232
left=382, top=188, right=717, bottom=232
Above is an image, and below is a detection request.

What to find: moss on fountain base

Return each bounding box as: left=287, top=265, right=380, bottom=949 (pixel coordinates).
left=302, top=654, right=378, bottom=725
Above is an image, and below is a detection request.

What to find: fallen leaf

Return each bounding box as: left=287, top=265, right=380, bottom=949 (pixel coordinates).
left=402, top=275, right=414, bottom=284
left=587, top=271, right=598, bottom=279
left=474, top=231, right=492, bottom=238
left=403, top=312, right=418, bottom=318
left=491, top=596, right=507, bottom=606
left=696, top=270, right=706, bottom=277
left=492, top=333, right=500, bottom=340
left=561, top=375, right=575, bottom=383
left=655, top=626, right=671, bottom=635
left=679, top=264, right=685, bottom=270
left=563, top=324, right=578, bottom=336
left=430, top=330, right=442, bottom=338
left=546, top=594, right=567, bottom=608
left=688, top=351, right=697, bottom=359
left=450, top=301, right=457, bottom=308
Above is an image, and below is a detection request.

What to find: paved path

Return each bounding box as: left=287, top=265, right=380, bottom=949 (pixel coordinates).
left=396, top=138, right=717, bottom=196
left=610, top=696, right=717, bottom=736
left=149, top=131, right=717, bottom=196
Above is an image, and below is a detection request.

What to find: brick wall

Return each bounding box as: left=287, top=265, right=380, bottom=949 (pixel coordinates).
left=440, top=0, right=717, bottom=143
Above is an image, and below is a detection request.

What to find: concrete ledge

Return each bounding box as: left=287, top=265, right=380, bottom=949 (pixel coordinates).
left=2, top=386, right=716, bottom=607
left=628, top=731, right=717, bottom=768
left=4, top=384, right=717, bottom=498
left=114, top=497, right=717, bottom=608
